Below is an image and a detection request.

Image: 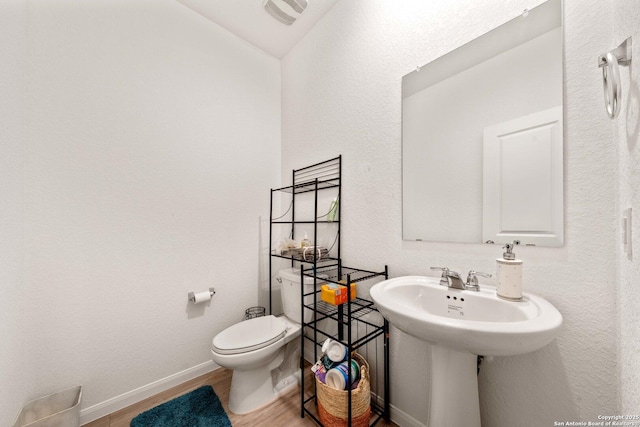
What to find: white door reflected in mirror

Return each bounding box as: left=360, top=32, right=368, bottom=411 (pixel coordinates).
left=483, top=106, right=563, bottom=246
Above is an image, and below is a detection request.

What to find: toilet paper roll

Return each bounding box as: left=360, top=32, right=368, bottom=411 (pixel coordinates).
left=192, top=291, right=212, bottom=304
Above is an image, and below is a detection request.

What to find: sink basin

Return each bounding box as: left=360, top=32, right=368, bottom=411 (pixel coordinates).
left=370, top=275, right=562, bottom=427
left=369, top=275, right=562, bottom=356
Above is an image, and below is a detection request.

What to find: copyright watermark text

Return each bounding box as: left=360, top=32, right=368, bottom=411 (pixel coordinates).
left=553, top=415, right=640, bottom=426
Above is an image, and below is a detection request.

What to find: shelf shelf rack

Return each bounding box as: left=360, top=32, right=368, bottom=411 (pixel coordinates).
left=300, top=264, right=390, bottom=427
left=269, top=156, right=342, bottom=315
left=269, top=156, right=389, bottom=426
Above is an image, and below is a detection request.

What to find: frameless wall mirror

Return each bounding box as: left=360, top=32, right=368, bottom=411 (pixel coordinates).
left=402, top=0, right=563, bottom=247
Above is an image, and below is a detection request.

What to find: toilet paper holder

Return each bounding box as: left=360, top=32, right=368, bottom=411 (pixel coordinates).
left=188, top=288, right=216, bottom=304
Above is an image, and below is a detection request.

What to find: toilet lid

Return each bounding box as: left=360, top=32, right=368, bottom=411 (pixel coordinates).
left=212, top=315, right=288, bottom=355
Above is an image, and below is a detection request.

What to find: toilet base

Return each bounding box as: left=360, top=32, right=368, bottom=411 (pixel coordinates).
left=228, top=365, right=300, bottom=414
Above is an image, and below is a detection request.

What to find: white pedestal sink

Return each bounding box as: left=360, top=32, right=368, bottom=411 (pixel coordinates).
left=370, top=276, right=562, bottom=427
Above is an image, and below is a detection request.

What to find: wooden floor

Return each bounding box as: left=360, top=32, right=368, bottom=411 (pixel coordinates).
left=83, top=366, right=398, bottom=427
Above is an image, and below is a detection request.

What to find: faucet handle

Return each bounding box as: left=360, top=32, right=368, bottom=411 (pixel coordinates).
left=466, top=270, right=492, bottom=289
left=430, top=266, right=449, bottom=276
left=468, top=270, right=492, bottom=278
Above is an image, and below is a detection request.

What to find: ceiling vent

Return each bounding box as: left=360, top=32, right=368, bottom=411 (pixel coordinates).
left=264, top=0, right=309, bottom=25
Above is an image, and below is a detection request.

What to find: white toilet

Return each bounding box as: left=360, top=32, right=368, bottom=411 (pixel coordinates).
left=210, top=268, right=316, bottom=414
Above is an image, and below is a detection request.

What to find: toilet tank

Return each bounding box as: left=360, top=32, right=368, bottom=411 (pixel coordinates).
left=278, top=268, right=320, bottom=324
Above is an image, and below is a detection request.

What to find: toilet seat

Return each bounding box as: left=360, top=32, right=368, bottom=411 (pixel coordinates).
left=212, top=315, right=288, bottom=355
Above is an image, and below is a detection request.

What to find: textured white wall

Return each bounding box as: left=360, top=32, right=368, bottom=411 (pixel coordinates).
left=614, top=0, right=640, bottom=414
left=0, top=2, right=30, bottom=426
left=282, top=0, right=620, bottom=425
left=2, top=0, right=635, bottom=425
left=2, top=0, right=280, bottom=423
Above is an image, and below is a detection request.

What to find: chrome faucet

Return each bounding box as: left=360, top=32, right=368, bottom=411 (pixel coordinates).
left=431, top=267, right=466, bottom=290
left=431, top=267, right=492, bottom=292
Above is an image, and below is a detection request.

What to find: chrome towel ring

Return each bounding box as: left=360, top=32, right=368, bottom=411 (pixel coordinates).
left=598, top=37, right=632, bottom=119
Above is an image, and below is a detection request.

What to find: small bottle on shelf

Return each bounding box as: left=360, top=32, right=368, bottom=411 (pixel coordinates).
left=301, top=232, right=312, bottom=248
left=327, top=197, right=339, bottom=222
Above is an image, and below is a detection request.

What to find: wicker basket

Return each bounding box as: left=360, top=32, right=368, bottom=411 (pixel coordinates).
left=316, top=353, right=371, bottom=427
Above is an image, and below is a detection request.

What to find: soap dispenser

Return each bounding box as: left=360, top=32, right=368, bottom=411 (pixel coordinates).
left=496, top=240, right=523, bottom=301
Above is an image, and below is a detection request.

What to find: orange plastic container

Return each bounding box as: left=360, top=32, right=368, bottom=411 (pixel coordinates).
left=321, top=283, right=357, bottom=305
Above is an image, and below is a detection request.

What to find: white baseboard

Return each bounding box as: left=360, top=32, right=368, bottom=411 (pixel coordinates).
left=79, top=361, right=219, bottom=425
left=371, top=391, right=426, bottom=427
left=389, top=404, right=427, bottom=427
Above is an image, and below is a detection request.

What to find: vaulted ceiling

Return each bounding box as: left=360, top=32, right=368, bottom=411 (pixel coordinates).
left=176, top=0, right=340, bottom=58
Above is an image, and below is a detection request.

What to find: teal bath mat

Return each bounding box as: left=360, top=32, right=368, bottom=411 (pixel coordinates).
left=130, top=386, right=232, bottom=427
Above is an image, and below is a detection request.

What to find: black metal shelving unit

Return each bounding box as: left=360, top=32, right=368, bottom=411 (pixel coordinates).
left=268, top=156, right=390, bottom=427
left=268, top=156, right=342, bottom=315
left=300, top=264, right=390, bottom=427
